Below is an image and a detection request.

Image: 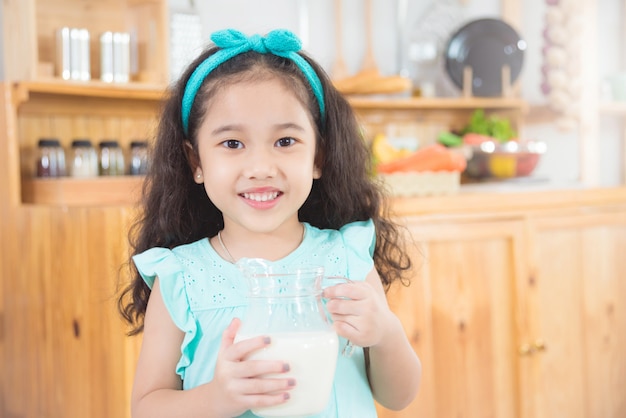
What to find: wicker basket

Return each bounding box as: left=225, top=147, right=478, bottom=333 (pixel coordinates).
left=379, top=171, right=461, bottom=197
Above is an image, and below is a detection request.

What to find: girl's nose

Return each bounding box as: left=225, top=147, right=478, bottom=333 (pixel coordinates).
left=242, top=149, right=278, bottom=179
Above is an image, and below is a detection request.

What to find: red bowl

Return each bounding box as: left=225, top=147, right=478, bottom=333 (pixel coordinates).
left=464, top=140, right=546, bottom=179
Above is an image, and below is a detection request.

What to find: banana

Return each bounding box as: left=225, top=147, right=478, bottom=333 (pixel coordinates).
left=372, top=134, right=412, bottom=164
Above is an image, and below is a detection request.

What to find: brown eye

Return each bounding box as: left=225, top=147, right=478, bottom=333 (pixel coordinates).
left=276, top=137, right=296, bottom=147
left=222, top=139, right=243, bottom=149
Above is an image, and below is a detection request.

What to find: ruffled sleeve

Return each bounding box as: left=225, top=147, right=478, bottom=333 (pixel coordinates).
left=132, top=247, right=198, bottom=378
left=339, top=219, right=376, bottom=282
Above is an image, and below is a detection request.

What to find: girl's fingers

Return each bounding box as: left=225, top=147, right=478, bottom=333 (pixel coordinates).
left=236, top=376, right=296, bottom=396
left=241, top=392, right=292, bottom=409
left=220, top=317, right=241, bottom=349
left=229, top=335, right=272, bottom=360
left=220, top=319, right=274, bottom=362
left=323, top=283, right=361, bottom=300
left=325, top=297, right=368, bottom=316
left=234, top=359, right=290, bottom=379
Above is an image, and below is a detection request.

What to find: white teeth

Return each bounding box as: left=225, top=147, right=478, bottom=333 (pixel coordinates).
left=243, top=191, right=279, bottom=202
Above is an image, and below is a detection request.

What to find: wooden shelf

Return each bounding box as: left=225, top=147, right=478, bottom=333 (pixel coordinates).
left=22, top=176, right=145, bottom=206
left=2, top=0, right=169, bottom=84
left=12, top=79, right=168, bottom=105
left=347, top=96, right=528, bottom=111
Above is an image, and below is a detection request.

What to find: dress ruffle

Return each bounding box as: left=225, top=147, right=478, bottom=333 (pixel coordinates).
left=132, top=247, right=199, bottom=378
left=339, top=219, right=376, bottom=281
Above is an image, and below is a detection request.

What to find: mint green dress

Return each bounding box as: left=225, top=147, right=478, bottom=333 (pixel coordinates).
left=133, top=220, right=378, bottom=417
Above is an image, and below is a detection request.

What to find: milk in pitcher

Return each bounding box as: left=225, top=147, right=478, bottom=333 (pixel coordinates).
left=237, top=330, right=339, bottom=417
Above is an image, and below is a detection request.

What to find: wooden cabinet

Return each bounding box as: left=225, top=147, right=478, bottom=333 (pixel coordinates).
left=0, top=81, right=150, bottom=418
left=7, top=81, right=163, bottom=206
left=0, top=204, right=143, bottom=418
left=524, top=208, right=626, bottom=418
left=2, top=0, right=169, bottom=84
left=379, top=217, right=525, bottom=418
left=0, top=1, right=167, bottom=417
left=1, top=0, right=169, bottom=206
left=377, top=189, right=626, bottom=418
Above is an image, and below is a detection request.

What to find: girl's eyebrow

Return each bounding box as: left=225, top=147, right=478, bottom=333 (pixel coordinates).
left=211, top=122, right=306, bottom=135
left=273, top=122, right=306, bottom=132
left=211, top=124, right=244, bottom=135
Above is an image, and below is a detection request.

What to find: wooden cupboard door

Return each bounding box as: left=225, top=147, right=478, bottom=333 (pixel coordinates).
left=1, top=204, right=140, bottom=418
left=377, top=217, right=527, bottom=418
left=527, top=209, right=626, bottom=418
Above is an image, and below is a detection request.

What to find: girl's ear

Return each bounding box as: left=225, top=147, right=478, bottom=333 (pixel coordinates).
left=313, top=165, right=322, bottom=179
left=184, top=141, right=204, bottom=183
left=313, top=148, right=324, bottom=179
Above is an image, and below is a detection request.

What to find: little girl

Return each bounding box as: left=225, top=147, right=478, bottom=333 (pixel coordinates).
left=119, top=29, right=421, bottom=417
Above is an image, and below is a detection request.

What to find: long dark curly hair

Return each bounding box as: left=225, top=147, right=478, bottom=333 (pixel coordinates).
left=118, top=42, right=412, bottom=335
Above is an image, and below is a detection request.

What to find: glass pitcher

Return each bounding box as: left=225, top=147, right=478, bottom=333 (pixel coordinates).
left=235, top=258, right=339, bottom=418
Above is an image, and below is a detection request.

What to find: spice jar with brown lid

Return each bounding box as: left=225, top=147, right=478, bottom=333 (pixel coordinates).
left=36, top=138, right=66, bottom=178
left=99, top=139, right=125, bottom=176
left=129, top=140, right=149, bottom=175
left=69, top=139, right=98, bottom=177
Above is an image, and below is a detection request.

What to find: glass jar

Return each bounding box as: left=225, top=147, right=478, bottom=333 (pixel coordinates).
left=407, top=32, right=440, bottom=97
left=129, top=140, right=149, bottom=175
left=235, top=258, right=339, bottom=418
left=36, top=138, right=66, bottom=177
left=98, top=139, right=125, bottom=176
left=69, top=139, right=98, bottom=178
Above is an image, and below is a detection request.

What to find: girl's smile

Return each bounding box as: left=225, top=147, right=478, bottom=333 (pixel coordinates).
left=240, top=187, right=283, bottom=209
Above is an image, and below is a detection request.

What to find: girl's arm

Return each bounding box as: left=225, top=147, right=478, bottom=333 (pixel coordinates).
left=364, top=269, right=422, bottom=409
left=131, top=278, right=294, bottom=418
left=324, top=269, right=422, bottom=410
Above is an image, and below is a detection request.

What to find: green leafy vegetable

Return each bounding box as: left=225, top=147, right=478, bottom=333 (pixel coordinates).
left=437, top=131, right=463, bottom=147
left=462, top=109, right=516, bottom=142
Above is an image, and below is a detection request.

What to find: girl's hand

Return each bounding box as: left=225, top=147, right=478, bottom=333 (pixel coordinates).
left=323, top=269, right=422, bottom=410
left=209, top=318, right=295, bottom=417
left=322, top=271, right=396, bottom=348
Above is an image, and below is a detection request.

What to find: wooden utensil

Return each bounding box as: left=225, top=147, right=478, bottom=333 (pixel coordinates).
left=356, top=0, right=380, bottom=80
left=333, top=0, right=411, bottom=95
left=332, top=0, right=349, bottom=80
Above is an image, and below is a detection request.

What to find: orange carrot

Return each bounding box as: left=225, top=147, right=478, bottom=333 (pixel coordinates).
left=376, top=143, right=466, bottom=174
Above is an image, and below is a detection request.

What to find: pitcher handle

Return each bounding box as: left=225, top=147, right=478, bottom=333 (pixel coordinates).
left=322, top=276, right=356, bottom=358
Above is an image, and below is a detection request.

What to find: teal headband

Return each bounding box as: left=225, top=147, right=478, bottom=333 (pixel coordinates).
left=181, top=28, right=326, bottom=135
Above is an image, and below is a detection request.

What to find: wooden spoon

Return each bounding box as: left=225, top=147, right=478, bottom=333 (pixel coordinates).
left=357, top=0, right=380, bottom=80
left=332, top=0, right=350, bottom=80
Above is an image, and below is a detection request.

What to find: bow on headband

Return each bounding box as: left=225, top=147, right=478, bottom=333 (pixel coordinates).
left=181, top=29, right=326, bottom=135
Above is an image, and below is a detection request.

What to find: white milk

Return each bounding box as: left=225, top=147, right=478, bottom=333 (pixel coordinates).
left=236, top=331, right=339, bottom=417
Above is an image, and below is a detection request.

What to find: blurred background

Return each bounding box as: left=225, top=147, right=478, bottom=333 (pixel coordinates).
left=168, top=0, right=625, bottom=186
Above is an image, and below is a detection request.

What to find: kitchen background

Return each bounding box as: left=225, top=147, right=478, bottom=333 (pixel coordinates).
left=1, top=1, right=625, bottom=418
left=167, top=0, right=626, bottom=187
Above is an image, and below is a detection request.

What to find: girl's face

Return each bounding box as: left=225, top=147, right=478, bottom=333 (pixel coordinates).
left=192, top=76, right=321, bottom=236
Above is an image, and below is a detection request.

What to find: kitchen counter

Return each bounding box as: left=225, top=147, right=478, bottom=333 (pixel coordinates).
left=389, top=184, right=626, bottom=218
